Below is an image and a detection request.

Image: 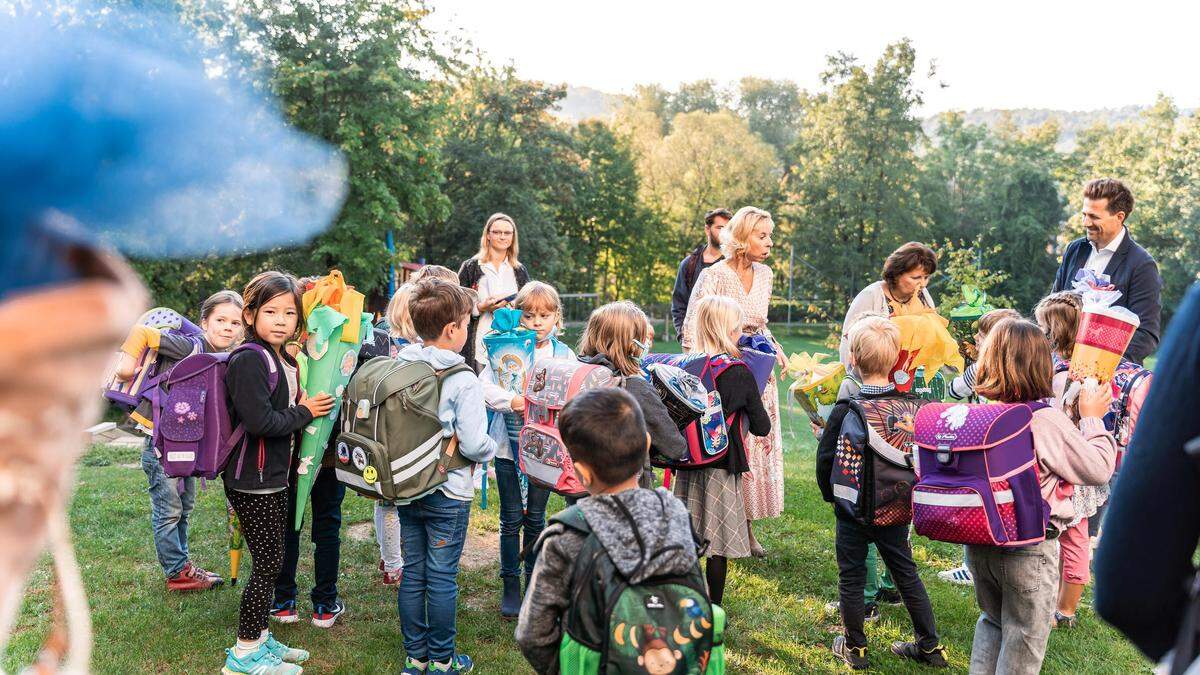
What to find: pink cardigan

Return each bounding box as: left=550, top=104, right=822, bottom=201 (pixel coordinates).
left=1031, top=407, right=1118, bottom=530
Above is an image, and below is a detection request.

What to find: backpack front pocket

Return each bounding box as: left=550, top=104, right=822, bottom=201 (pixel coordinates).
left=518, top=423, right=579, bottom=493
left=913, top=484, right=997, bottom=545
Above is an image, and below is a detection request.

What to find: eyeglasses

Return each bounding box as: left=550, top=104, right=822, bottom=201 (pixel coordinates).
left=490, top=230, right=514, bottom=237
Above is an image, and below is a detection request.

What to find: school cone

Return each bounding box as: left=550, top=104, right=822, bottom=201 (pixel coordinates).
left=227, top=500, right=243, bottom=586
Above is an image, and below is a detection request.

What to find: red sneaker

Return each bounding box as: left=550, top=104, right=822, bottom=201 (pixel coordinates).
left=166, top=562, right=221, bottom=592
left=382, top=568, right=402, bottom=586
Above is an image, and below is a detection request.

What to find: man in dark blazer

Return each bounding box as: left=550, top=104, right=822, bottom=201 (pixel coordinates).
left=1053, top=178, right=1162, bottom=364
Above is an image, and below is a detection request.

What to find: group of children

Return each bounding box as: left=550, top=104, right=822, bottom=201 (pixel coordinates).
left=817, top=287, right=1144, bottom=672
left=117, top=261, right=772, bottom=674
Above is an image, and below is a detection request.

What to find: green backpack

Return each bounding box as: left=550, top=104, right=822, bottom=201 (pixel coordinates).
left=548, top=501, right=726, bottom=674
left=334, top=355, right=473, bottom=500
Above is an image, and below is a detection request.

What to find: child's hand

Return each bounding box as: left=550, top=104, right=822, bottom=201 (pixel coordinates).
left=1077, top=380, right=1113, bottom=419
left=809, top=421, right=823, bottom=439
left=301, top=391, right=335, bottom=418
left=511, top=395, right=525, bottom=412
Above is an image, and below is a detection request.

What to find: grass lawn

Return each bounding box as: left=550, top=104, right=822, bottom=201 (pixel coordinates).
left=5, top=328, right=1150, bottom=673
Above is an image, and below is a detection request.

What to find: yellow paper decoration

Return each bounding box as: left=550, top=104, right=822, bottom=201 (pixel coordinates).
left=891, top=311, right=964, bottom=375
left=301, top=270, right=366, bottom=344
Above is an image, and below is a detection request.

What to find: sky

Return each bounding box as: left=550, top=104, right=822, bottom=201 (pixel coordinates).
left=427, top=0, right=1200, bottom=114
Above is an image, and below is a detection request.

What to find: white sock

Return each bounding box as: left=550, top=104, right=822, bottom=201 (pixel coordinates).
left=234, top=634, right=266, bottom=657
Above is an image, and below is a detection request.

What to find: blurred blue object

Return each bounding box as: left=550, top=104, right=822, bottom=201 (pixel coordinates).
left=0, top=5, right=347, bottom=296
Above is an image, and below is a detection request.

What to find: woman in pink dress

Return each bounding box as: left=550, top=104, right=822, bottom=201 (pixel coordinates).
left=683, top=206, right=785, bottom=557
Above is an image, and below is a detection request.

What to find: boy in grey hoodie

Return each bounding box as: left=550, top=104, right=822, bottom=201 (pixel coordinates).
left=516, top=388, right=700, bottom=675
left=397, top=279, right=497, bottom=675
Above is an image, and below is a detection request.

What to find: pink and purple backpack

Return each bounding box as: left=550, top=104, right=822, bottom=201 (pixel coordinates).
left=642, top=352, right=744, bottom=470
left=153, top=343, right=277, bottom=480
left=912, top=402, right=1050, bottom=547
left=519, top=359, right=617, bottom=496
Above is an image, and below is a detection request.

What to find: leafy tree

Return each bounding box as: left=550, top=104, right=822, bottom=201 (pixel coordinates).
left=782, top=40, right=929, bottom=309
left=737, top=77, right=805, bottom=159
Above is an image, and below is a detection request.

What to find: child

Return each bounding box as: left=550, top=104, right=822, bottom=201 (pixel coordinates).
left=271, top=277, right=394, bottom=627
left=222, top=272, right=335, bottom=675
left=412, top=264, right=460, bottom=284
left=116, top=290, right=244, bottom=592
left=479, top=281, right=573, bottom=618
left=816, top=316, right=949, bottom=670
left=515, top=387, right=701, bottom=674
left=674, top=296, right=771, bottom=605
left=1035, top=291, right=1150, bottom=629
left=965, top=318, right=1116, bottom=674
left=938, top=307, right=1022, bottom=588
left=396, top=278, right=497, bottom=675
left=577, top=300, right=686, bottom=489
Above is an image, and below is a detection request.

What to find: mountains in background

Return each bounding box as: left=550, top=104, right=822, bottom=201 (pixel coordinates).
left=551, top=86, right=1179, bottom=151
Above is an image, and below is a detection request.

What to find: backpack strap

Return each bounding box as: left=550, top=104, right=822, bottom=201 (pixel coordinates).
left=228, top=343, right=283, bottom=480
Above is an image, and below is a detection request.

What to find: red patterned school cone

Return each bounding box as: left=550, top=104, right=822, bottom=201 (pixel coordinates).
left=1069, top=305, right=1140, bottom=383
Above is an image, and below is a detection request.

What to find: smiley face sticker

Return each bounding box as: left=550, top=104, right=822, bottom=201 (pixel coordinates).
left=362, top=465, right=378, bottom=483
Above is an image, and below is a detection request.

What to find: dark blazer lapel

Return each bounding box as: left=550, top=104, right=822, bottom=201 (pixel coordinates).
left=1102, top=228, right=1133, bottom=279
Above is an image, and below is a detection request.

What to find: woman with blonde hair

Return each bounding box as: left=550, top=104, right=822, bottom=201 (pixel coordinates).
left=457, top=213, right=531, bottom=371
left=675, top=295, right=771, bottom=604
left=682, top=206, right=784, bottom=556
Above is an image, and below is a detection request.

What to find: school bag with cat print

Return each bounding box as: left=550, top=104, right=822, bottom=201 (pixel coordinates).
left=153, top=342, right=276, bottom=480
left=641, top=353, right=742, bottom=470
left=831, top=395, right=930, bottom=526
left=546, top=500, right=726, bottom=675
left=912, top=401, right=1051, bottom=546
left=519, top=358, right=617, bottom=496
left=335, top=356, right=474, bottom=501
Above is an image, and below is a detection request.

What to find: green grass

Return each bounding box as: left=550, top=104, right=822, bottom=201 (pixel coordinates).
left=5, top=329, right=1149, bottom=673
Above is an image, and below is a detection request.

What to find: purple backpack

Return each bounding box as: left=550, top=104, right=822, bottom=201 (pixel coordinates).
left=104, top=309, right=203, bottom=411
left=153, top=343, right=277, bottom=480
left=912, top=402, right=1050, bottom=547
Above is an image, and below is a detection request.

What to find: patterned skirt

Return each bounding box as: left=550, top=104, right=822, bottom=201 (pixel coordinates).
left=674, top=468, right=751, bottom=559
left=742, top=373, right=784, bottom=520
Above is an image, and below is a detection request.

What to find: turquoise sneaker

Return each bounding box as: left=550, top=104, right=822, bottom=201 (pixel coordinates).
left=221, top=644, right=304, bottom=674
left=429, top=654, right=473, bottom=673
left=264, top=633, right=310, bottom=664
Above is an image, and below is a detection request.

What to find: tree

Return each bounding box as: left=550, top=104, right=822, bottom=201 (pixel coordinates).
left=737, top=77, right=805, bottom=160
left=782, top=40, right=929, bottom=309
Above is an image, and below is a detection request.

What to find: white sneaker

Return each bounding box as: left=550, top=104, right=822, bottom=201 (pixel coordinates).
left=937, top=565, right=973, bottom=586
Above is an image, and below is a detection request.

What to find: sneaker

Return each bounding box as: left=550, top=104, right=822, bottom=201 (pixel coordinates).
left=875, top=587, right=904, bottom=605
left=222, top=644, right=303, bottom=674
left=937, top=565, right=974, bottom=586
left=832, top=636, right=869, bottom=670
left=311, top=600, right=346, bottom=629
left=264, top=634, right=309, bottom=664
left=270, top=600, right=300, bottom=624
left=823, top=601, right=880, bottom=622
left=189, top=561, right=224, bottom=584
left=891, top=641, right=949, bottom=667
left=1054, top=611, right=1077, bottom=629
left=401, top=657, right=428, bottom=675
left=379, top=559, right=403, bottom=586
left=428, top=653, right=473, bottom=673
left=166, top=562, right=222, bottom=592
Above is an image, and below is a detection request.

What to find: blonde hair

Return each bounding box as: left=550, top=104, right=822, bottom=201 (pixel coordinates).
left=848, top=316, right=900, bottom=377
left=719, top=206, right=774, bottom=259
left=690, top=296, right=743, bottom=358
left=578, top=301, right=650, bottom=376
left=475, top=213, right=520, bottom=267
left=1034, top=292, right=1083, bottom=360
left=412, top=264, right=458, bottom=284
left=975, top=318, right=1053, bottom=402
left=385, top=283, right=417, bottom=342
left=515, top=281, right=564, bottom=332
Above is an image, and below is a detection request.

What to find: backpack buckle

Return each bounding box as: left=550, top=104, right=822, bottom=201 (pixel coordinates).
left=936, top=444, right=952, bottom=465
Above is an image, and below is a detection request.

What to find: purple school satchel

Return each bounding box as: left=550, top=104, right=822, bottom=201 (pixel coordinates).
left=154, top=343, right=278, bottom=480
left=911, top=401, right=1050, bottom=547
left=736, top=334, right=776, bottom=394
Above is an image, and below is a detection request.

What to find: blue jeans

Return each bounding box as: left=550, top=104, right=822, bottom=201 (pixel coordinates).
left=140, top=439, right=196, bottom=577
left=495, top=455, right=550, bottom=580
left=275, top=465, right=345, bottom=607
left=397, top=490, right=472, bottom=662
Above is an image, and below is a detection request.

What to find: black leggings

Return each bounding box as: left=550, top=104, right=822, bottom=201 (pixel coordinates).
left=227, top=488, right=288, bottom=640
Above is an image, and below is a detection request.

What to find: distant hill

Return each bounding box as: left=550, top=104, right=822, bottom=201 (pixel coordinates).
left=553, top=86, right=1183, bottom=151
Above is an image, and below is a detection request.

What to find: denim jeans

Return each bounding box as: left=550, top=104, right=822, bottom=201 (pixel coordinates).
left=397, top=490, right=472, bottom=662
left=275, top=465, right=345, bottom=608
left=966, top=539, right=1060, bottom=675
left=140, top=439, right=195, bottom=577
left=835, top=517, right=939, bottom=650
left=495, top=455, right=550, bottom=580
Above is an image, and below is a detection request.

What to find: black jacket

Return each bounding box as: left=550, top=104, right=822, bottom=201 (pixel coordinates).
left=1052, top=228, right=1162, bottom=364
left=815, top=389, right=908, bottom=505
left=223, top=340, right=312, bottom=492
left=1095, top=283, right=1200, bottom=661
left=714, top=364, right=771, bottom=474
left=457, top=257, right=530, bottom=371
left=670, top=244, right=722, bottom=338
